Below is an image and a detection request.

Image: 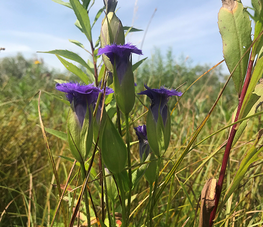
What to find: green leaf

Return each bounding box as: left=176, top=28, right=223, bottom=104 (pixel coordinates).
left=240, top=57, right=263, bottom=119
left=74, top=19, right=83, bottom=33
left=56, top=55, right=90, bottom=84
left=98, top=64, right=105, bottom=81
left=82, top=0, right=91, bottom=9
left=218, top=0, right=252, bottom=95
left=69, top=39, right=85, bottom=49
left=42, top=90, right=70, bottom=106
left=220, top=143, right=263, bottom=209
left=92, top=6, right=105, bottom=28
left=105, top=168, right=118, bottom=202
left=54, top=79, right=68, bottom=84
left=252, top=21, right=263, bottom=59
left=40, top=49, right=94, bottom=77
left=132, top=155, right=151, bottom=188
left=70, top=0, right=92, bottom=42
left=59, top=155, right=76, bottom=163
left=132, top=57, right=147, bottom=72
left=52, top=0, right=72, bottom=8
left=123, top=26, right=143, bottom=36
left=45, top=128, right=67, bottom=141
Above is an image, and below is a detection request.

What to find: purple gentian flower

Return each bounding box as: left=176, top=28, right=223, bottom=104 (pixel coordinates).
left=56, top=82, right=105, bottom=127
left=138, top=85, right=182, bottom=125
left=98, top=43, right=142, bottom=83
left=134, top=125, right=150, bottom=161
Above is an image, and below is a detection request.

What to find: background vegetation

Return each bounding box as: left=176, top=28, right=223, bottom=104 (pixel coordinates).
left=1, top=50, right=262, bottom=226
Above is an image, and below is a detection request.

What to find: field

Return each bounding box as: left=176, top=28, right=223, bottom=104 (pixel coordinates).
left=1, top=0, right=263, bottom=227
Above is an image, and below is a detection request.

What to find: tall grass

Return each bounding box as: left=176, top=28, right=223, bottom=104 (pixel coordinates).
left=1, top=51, right=262, bottom=226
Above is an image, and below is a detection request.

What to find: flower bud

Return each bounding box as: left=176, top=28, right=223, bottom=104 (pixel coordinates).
left=134, top=125, right=157, bottom=183
left=101, top=0, right=124, bottom=47
left=101, top=113, right=127, bottom=174
left=101, top=0, right=125, bottom=72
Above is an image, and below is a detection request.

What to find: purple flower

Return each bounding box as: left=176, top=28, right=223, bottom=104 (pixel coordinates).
left=134, top=125, right=150, bottom=161
left=56, top=82, right=113, bottom=127
left=138, top=85, right=182, bottom=126
left=98, top=43, right=142, bottom=83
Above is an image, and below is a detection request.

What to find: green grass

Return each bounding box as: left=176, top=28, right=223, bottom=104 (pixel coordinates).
left=1, top=52, right=263, bottom=227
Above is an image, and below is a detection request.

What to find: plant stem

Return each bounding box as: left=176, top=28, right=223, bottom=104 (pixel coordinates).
left=125, top=114, right=132, bottom=225
left=150, top=157, right=160, bottom=227
left=103, top=168, right=112, bottom=227
left=209, top=56, right=254, bottom=226
left=112, top=201, right=116, bottom=227
left=165, top=175, right=174, bottom=224
left=147, top=184, right=153, bottom=227
left=118, top=175, right=127, bottom=227
left=89, top=40, right=98, bottom=86
left=80, top=163, right=91, bottom=227
left=99, top=151, right=105, bottom=222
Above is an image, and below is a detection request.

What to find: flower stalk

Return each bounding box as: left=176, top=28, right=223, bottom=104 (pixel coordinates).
left=209, top=54, right=254, bottom=226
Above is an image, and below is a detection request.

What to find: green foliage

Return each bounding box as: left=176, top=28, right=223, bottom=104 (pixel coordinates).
left=218, top=0, right=252, bottom=96
left=2, top=0, right=263, bottom=226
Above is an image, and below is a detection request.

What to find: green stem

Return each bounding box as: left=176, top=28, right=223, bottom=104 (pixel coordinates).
left=112, top=201, right=116, bottom=227
left=125, top=114, right=132, bottom=224
left=147, top=184, right=153, bottom=227
left=165, top=175, right=174, bottom=224
left=117, top=174, right=127, bottom=227
left=80, top=163, right=91, bottom=227
left=150, top=157, right=161, bottom=227
left=103, top=168, right=112, bottom=227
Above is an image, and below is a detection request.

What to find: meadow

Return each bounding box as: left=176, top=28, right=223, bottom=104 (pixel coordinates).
left=1, top=0, right=263, bottom=227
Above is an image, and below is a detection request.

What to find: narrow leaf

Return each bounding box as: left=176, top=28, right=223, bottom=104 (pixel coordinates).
left=56, top=55, right=90, bottom=84
left=52, top=0, right=72, bottom=8
left=239, top=57, right=263, bottom=119
left=221, top=145, right=263, bottom=208
left=42, top=90, right=70, bottom=106
left=92, top=6, right=105, bottom=28
left=69, top=39, right=85, bottom=49
left=70, top=0, right=92, bottom=42
left=45, top=128, right=67, bottom=141
left=41, top=49, right=92, bottom=74
left=123, top=26, right=143, bottom=33
left=132, top=57, right=147, bottom=72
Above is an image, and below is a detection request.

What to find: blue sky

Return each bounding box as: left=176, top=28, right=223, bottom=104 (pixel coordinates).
left=1, top=0, right=252, bottom=72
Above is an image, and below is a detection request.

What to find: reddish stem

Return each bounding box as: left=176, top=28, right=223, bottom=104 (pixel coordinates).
left=209, top=56, right=254, bottom=226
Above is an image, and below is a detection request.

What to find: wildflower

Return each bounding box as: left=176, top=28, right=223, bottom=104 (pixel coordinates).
left=98, top=43, right=142, bottom=83
left=138, top=85, right=182, bottom=157
left=138, top=85, right=182, bottom=126
left=134, top=125, right=157, bottom=183
left=98, top=43, right=142, bottom=114
left=34, top=60, right=41, bottom=65
left=56, top=82, right=103, bottom=163
left=56, top=82, right=102, bottom=127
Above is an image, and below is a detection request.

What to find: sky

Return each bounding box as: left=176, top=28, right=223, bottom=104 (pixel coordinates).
left=0, top=0, right=252, bottom=73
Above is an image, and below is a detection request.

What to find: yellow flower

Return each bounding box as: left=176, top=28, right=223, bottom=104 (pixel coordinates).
left=34, top=60, right=41, bottom=65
